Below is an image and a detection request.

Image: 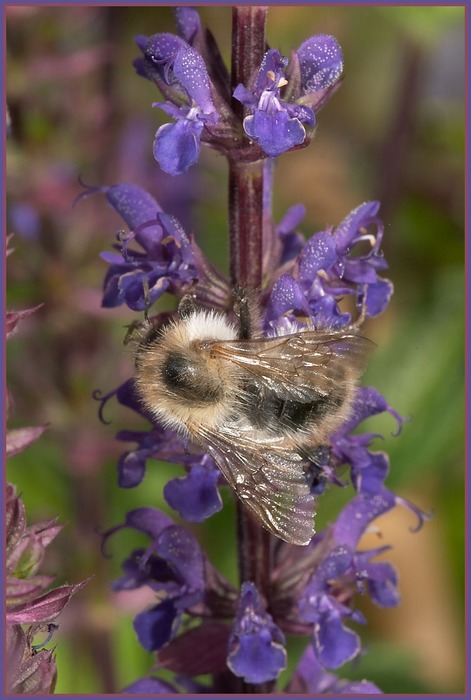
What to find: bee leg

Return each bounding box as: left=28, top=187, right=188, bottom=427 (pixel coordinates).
left=124, top=279, right=151, bottom=344
left=304, top=445, right=329, bottom=494
left=123, top=319, right=145, bottom=345
left=233, top=286, right=260, bottom=340
left=349, top=284, right=368, bottom=330
left=142, top=278, right=151, bottom=323
left=177, top=292, right=198, bottom=319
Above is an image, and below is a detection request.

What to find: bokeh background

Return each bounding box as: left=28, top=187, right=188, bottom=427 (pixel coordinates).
left=6, top=5, right=465, bottom=694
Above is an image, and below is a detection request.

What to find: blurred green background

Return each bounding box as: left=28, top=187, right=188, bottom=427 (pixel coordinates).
left=6, top=5, right=465, bottom=694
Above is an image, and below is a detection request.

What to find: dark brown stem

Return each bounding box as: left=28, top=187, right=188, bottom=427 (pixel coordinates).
left=229, top=7, right=275, bottom=694
left=228, top=159, right=264, bottom=289
left=231, top=6, right=267, bottom=121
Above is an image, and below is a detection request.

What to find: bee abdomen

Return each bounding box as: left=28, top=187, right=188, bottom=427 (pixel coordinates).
left=242, top=383, right=346, bottom=433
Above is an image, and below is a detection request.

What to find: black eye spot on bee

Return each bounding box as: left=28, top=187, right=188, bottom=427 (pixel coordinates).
left=162, top=353, right=223, bottom=404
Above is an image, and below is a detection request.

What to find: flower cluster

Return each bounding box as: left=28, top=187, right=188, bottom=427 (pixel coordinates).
left=90, top=7, right=429, bottom=693
left=133, top=8, right=343, bottom=174
left=93, top=177, right=428, bottom=689
left=104, top=488, right=419, bottom=692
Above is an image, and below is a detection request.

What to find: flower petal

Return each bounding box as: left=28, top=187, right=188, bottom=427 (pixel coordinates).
left=154, top=119, right=204, bottom=175
left=164, top=465, right=222, bottom=522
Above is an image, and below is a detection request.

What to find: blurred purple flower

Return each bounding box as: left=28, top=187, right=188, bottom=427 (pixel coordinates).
left=287, top=643, right=382, bottom=694
left=8, top=202, right=41, bottom=240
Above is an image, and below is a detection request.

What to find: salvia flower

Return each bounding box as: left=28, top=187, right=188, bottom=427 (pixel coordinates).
left=265, top=201, right=392, bottom=329
left=287, top=643, right=381, bottom=694
left=104, top=508, right=207, bottom=651
left=234, top=35, right=343, bottom=158
left=77, top=181, right=230, bottom=311
left=234, top=49, right=315, bottom=157
left=135, top=33, right=219, bottom=175
left=290, top=34, right=345, bottom=112
left=227, top=582, right=287, bottom=684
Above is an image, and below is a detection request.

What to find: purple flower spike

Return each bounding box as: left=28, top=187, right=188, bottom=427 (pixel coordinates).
left=227, top=582, right=287, bottom=684
left=234, top=49, right=315, bottom=158
left=136, top=33, right=218, bottom=175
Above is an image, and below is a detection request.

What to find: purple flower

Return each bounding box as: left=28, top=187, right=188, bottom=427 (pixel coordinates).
left=78, top=181, right=231, bottom=311
left=123, top=677, right=178, bottom=694
left=234, top=49, right=314, bottom=157
left=331, top=387, right=405, bottom=495
left=135, top=33, right=218, bottom=175
left=227, top=582, right=287, bottom=684
left=294, top=34, right=345, bottom=111
left=265, top=201, right=393, bottom=328
left=164, top=456, right=223, bottom=522
left=298, top=545, right=363, bottom=668
left=234, top=36, right=343, bottom=158
left=105, top=508, right=205, bottom=651
left=101, top=209, right=196, bottom=311
left=288, top=643, right=381, bottom=694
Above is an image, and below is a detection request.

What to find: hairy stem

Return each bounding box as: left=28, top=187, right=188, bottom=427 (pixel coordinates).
left=229, top=6, right=275, bottom=694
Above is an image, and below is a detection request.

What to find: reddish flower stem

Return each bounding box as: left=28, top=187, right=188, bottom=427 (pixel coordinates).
left=229, top=7, right=275, bottom=694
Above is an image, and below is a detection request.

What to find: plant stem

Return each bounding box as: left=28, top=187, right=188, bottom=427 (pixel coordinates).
left=229, top=7, right=275, bottom=694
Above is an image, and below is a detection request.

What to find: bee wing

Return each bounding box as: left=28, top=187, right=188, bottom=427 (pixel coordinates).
left=195, top=424, right=316, bottom=545
left=213, top=331, right=375, bottom=401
